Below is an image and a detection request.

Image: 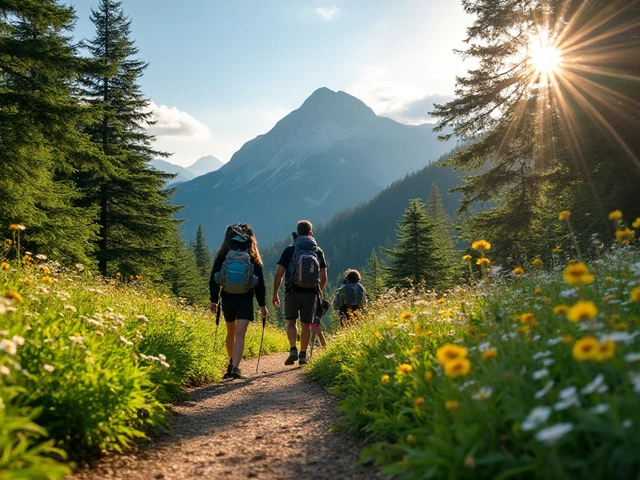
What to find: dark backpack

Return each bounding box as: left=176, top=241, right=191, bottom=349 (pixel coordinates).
left=344, top=282, right=366, bottom=307
left=214, top=249, right=259, bottom=294
left=288, top=236, right=320, bottom=289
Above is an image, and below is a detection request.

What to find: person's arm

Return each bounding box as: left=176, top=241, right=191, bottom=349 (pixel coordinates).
left=272, top=264, right=286, bottom=307
left=253, top=263, right=268, bottom=317
left=319, top=267, right=327, bottom=292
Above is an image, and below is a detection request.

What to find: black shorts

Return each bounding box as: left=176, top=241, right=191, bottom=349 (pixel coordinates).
left=284, top=291, right=317, bottom=324
left=221, top=297, right=254, bottom=322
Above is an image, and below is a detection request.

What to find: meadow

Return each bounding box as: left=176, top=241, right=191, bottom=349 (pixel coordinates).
left=308, top=214, right=640, bottom=479
left=0, top=233, right=288, bottom=479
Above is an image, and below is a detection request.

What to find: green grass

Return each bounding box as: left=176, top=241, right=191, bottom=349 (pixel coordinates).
left=307, top=247, right=640, bottom=479
left=0, top=257, right=288, bottom=478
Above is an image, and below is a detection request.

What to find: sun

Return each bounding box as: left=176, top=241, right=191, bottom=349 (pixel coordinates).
left=529, top=33, right=561, bottom=74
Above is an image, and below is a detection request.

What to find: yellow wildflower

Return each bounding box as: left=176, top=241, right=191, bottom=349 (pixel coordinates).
left=567, top=301, right=598, bottom=322
left=437, top=297, right=446, bottom=304
left=563, top=263, right=595, bottom=286
left=562, top=334, right=573, bottom=344
left=41, top=275, right=52, bottom=284
left=471, top=240, right=491, bottom=252
left=531, top=258, right=544, bottom=269
left=443, top=358, right=471, bottom=378
left=532, top=287, right=542, bottom=296
left=558, top=210, right=571, bottom=221
left=4, top=290, right=22, bottom=302
left=596, top=340, right=616, bottom=362
left=374, top=331, right=383, bottom=339
left=520, top=313, right=535, bottom=324
left=608, top=210, right=622, bottom=221
left=572, top=337, right=599, bottom=361
left=552, top=247, right=563, bottom=254
left=630, top=286, right=640, bottom=303
left=381, top=374, right=390, bottom=384
left=8, top=224, right=26, bottom=231
left=476, top=257, right=491, bottom=266
left=397, top=363, right=413, bottom=375
left=462, top=254, right=472, bottom=261
left=616, top=227, right=635, bottom=245
left=445, top=400, right=460, bottom=411
left=414, top=397, right=425, bottom=408
left=424, top=371, right=433, bottom=381
left=553, top=305, right=569, bottom=315
left=632, top=217, right=640, bottom=229
left=399, top=311, right=412, bottom=320
left=482, top=349, right=498, bottom=360
left=436, top=344, right=468, bottom=364
left=1, top=262, right=9, bottom=270
left=513, top=267, right=524, bottom=275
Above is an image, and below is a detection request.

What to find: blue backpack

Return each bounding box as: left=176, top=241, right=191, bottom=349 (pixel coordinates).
left=214, top=250, right=259, bottom=294
left=288, top=236, right=320, bottom=289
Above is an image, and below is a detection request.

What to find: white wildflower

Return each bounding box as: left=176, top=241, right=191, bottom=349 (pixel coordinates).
left=160, top=361, right=170, bottom=368
left=0, top=365, right=10, bottom=376
left=119, top=336, right=133, bottom=346
left=622, top=419, right=633, bottom=428
left=532, top=369, right=549, bottom=380
left=43, top=364, right=55, bottom=373
left=624, top=353, right=640, bottom=362
left=159, top=354, right=166, bottom=362
left=581, top=374, right=606, bottom=395
left=535, top=381, right=554, bottom=399
left=542, top=359, right=556, bottom=367
left=64, top=305, right=77, bottom=312
left=0, top=339, right=17, bottom=355
left=535, top=423, right=574, bottom=444
left=69, top=334, right=85, bottom=344
left=472, top=387, right=492, bottom=400
left=533, top=351, right=552, bottom=360
left=560, top=288, right=579, bottom=298
left=521, top=406, right=552, bottom=431
left=384, top=354, right=395, bottom=359
left=11, top=335, right=25, bottom=346
left=547, top=337, right=564, bottom=346
left=590, top=404, right=609, bottom=414
left=135, top=314, right=149, bottom=323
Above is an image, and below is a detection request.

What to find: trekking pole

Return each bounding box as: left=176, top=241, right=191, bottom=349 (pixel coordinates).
left=212, top=300, right=221, bottom=357
left=255, top=314, right=267, bottom=374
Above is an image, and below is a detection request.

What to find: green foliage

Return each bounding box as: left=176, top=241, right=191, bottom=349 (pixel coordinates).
left=192, top=224, right=213, bottom=283
left=385, top=199, right=456, bottom=290
left=0, top=0, right=99, bottom=264
left=433, top=0, right=640, bottom=262
left=0, top=253, right=289, bottom=474
left=76, top=0, right=182, bottom=277
left=308, top=247, right=640, bottom=479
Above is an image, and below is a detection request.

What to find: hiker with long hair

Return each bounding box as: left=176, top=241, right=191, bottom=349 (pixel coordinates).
left=210, top=223, right=268, bottom=379
left=332, top=269, right=367, bottom=327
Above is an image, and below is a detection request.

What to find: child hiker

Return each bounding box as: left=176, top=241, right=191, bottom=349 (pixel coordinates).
left=210, top=223, right=268, bottom=379
left=332, top=269, right=367, bottom=327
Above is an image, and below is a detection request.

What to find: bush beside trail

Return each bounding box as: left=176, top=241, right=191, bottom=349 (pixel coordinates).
left=308, top=247, right=640, bottom=479
left=0, top=257, right=288, bottom=478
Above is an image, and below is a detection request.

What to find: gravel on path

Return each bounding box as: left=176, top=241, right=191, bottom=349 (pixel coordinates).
left=70, top=352, right=385, bottom=480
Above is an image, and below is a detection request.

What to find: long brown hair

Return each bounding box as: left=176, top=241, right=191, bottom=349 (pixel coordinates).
left=214, top=223, right=263, bottom=266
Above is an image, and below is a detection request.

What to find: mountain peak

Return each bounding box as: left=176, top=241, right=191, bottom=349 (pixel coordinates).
left=296, top=87, right=376, bottom=121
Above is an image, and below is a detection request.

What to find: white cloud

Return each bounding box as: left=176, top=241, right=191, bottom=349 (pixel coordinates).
left=315, top=6, right=340, bottom=20
left=145, top=102, right=211, bottom=140
left=347, top=68, right=454, bottom=124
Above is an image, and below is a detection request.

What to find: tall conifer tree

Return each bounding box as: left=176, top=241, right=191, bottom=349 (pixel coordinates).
left=192, top=224, right=212, bottom=282
left=385, top=199, right=452, bottom=290
left=0, top=0, right=97, bottom=262
left=425, top=184, right=458, bottom=285
left=432, top=0, right=640, bottom=260
left=78, top=0, right=180, bottom=276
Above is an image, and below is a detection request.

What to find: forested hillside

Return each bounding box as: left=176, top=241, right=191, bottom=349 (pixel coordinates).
left=260, top=152, right=465, bottom=282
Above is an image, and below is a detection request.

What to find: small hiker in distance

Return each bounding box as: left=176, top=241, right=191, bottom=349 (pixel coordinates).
left=272, top=220, right=327, bottom=366
left=210, top=223, right=268, bottom=379
left=332, top=269, right=367, bottom=327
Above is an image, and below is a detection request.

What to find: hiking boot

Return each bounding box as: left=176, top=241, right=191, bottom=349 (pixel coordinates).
left=284, top=349, right=298, bottom=365
left=298, top=352, right=308, bottom=365
left=230, top=366, right=246, bottom=379
left=223, top=363, right=233, bottom=379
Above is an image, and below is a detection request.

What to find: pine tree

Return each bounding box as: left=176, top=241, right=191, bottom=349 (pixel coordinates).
left=0, top=0, right=98, bottom=262
left=362, top=249, right=385, bottom=299
left=425, top=184, right=459, bottom=285
left=192, top=224, right=213, bottom=282
left=432, top=0, right=640, bottom=259
left=385, top=199, right=453, bottom=290
left=77, top=0, right=181, bottom=277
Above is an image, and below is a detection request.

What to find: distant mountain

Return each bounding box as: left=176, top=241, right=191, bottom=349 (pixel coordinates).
left=186, top=155, right=224, bottom=177
left=173, top=87, right=455, bottom=245
left=150, top=155, right=223, bottom=186
left=260, top=151, right=465, bottom=282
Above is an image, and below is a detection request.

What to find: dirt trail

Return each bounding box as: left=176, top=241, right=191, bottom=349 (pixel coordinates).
left=70, top=353, right=384, bottom=480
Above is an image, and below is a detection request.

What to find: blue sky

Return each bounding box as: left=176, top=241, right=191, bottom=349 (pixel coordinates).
left=66, top=1, right=472, bottom=166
